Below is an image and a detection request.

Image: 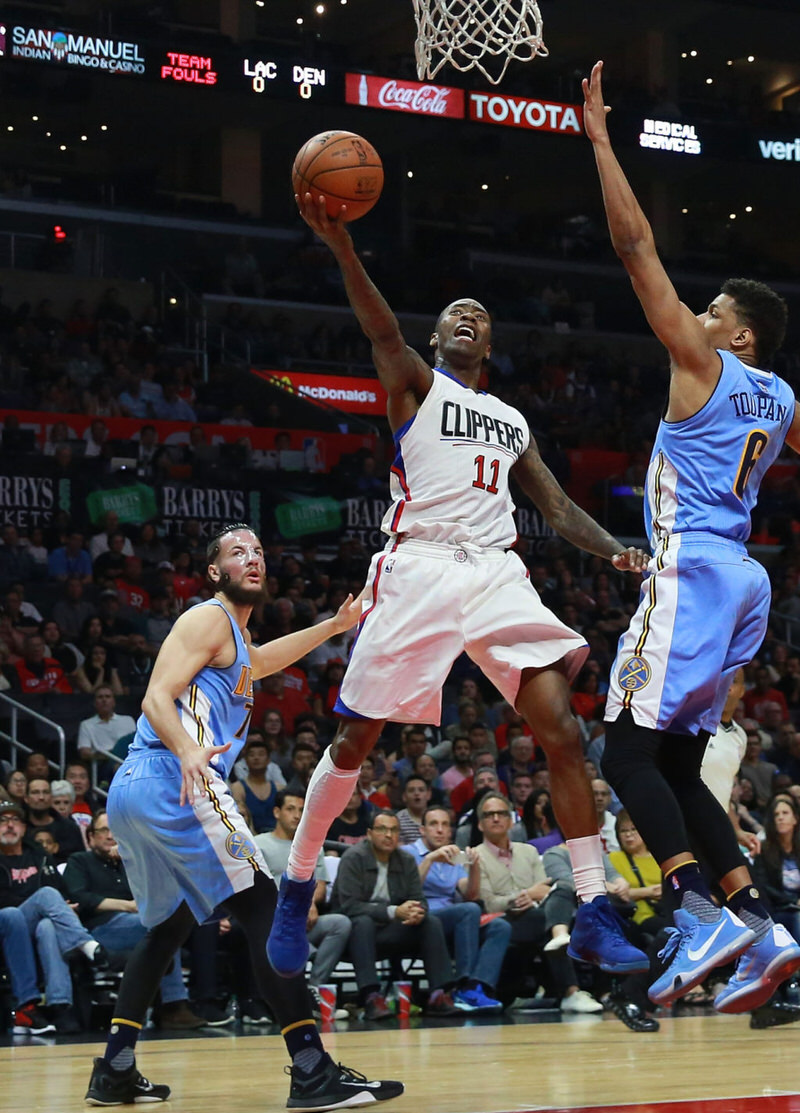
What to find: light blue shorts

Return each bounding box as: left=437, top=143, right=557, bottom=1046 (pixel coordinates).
left=107, top=750, right=271, bottom=928
left=605, top=532, right=770, bottom=736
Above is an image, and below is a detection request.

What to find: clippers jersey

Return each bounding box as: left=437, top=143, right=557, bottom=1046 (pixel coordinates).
left=128, top=599, right=253, bottom=779
left=383, top=367, right=530, bottom=549
left=646, top=350, right=795, bottom=546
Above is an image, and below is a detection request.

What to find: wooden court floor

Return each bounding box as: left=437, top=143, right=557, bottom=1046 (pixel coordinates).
left=3, top=1011, right=800, bottom=1113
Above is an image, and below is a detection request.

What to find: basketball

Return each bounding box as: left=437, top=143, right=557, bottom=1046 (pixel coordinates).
left=292, top=130, right=384, bottom=222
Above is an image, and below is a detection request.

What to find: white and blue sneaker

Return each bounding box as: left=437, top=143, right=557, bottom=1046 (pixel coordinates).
left=267, top=873, right=315, bottom=978
left=714, top=923, right=800, bottom=1014
left=452, top=985, right=503, bottom=1012
left=648, top=906, right=755, bottom=1006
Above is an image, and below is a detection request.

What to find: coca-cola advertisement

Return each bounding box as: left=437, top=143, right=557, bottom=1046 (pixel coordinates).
left=345, top=72, right=464, bottom=119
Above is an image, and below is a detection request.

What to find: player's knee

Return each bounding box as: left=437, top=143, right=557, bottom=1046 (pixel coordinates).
left=537, top=710, right=582, bottom=758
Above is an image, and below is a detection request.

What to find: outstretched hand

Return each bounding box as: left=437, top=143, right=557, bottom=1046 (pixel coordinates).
left=582, top=60, right=611, bottom=144
left=611, top=547, right=649, bottom=573
left=330, top=587, right=368, bottom=634
left=296, top=190, right=353, bottom=251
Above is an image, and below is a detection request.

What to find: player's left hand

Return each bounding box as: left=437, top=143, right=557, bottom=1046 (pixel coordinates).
left=330, top=587, right=367, bottom=634
left=611, top=546, right=649, bottom=572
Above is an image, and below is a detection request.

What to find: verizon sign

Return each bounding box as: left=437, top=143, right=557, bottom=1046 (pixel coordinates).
left=256, top=370, right=387, bottom=416
left=346, top=72, right=464, bottom=118
left=469, top=92, right=582, bottom=134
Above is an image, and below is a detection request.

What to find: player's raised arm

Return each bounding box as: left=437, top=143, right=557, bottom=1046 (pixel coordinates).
left=512, top=440, right=648, bottom=571
left=295, top=192, right=432, bottom=412
left=249, top=590, right=364, bottom=680
left=582, top=61, right=716, bottom=381
left=140, top=605, right=234, bottom=804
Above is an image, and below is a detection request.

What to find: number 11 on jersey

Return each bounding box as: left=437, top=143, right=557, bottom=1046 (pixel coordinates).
left=473, top=454, right=500, bottom=495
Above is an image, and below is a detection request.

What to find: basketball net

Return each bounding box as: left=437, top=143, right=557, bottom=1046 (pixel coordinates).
left=413, top=0, right=548, bottom=86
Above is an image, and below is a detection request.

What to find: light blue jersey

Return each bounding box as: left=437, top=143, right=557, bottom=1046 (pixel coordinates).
left=129, top=598, right=254, bottom=779
left=110, top=599, right=266, bottom=927
left=607, top=351, right=797, bottom=736
left=645, top=350, right=795, bottom=547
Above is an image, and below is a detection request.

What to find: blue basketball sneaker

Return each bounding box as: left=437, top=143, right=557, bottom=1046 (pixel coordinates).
left=267, top=873, right=316, bottom=978
left=648, top=906, right=755, bottom=1006
left=714, top=922, right=800, bottom=1014
left=567, top=895, right=650, bottom=973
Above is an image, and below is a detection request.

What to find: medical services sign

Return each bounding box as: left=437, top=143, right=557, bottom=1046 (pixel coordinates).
left=2, top=23, right=146, bottom=74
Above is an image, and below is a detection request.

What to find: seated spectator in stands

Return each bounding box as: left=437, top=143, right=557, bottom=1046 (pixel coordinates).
left=326, top=786, right=372, bottom=849
left=474, top=792, right=601, bottom=1014
left=49, top=778, right=80, bottom=828
left=740, top=725, right=781, bottom=809
left=77, top=686, right=136, bottom=783
left=450, top=753, right=507, bottom=819
left=442, top=679, right=491, bottom=731
left=509, top=771, right=535, bottom=817
left=444, top=698, right=483, bottom=744
left=404, top=806, right=509, bottom=1011
left=47, top=530, right=92, bottom=584
left=255, top=790, right=351, bottom=1010
left=144, top=588, right=176, bottom=650
left=19, top=530, right=49, bottom=578
left=231, top=738, right=280, bottom=834
left=72, top=643, right=125, bottom=696
left=593, top=779, right=620, bottom=852
left=358, top=754, right=392, bottom=809
left=65, top=762, right=98, bottom=841
left=744, top=665, right=790, bottom=723
left=0, top=798, right=99, bottom=1035
left=118, top=370, right=152, bottom=419
left=751, top=796, right=800, bottom=944
left=79, top=614, right=106, bottom=659
left=284, top=740, right=319, bottom=796
left=21, top=778, right=84, bottom=862
left=520, top=788, right=563, bottom=853
left=119, top=631, right=155, bottom=695
left=570, top=666, right=607, bottom=725
left=305, top=622, right=353, bottom=686
left=170, top=549, right=204, bottom=606
left=412, top=752, right=446, bottom=807
left=4, top=769, right=27, bottom=812
left=40, top=619, right=83, bottom=677
left=93, top=532, right=130, bottom=584
left=468, top=722, right=498, bottom=760
left=53, top=577, right=96, bottom=642
left=313, top=658, right=346, bottom=722
left=254, top=669, right=313, bottom=734
left=133, top=519, right=169, bottom=568
left=231, top=727, right=286, bottom=788
left=154, top=379, right=197, bottom=422
left=391, top=727, right=430, bottom=784
left=396, top=774, right=431, bottom=845
left=439, top=735, right=473, bottom=798
left=24, top=752, right=50, bottom=782
left=331, top=809, right=458, bottom=1019
left=114, top=556, right=151, bottom=614
left=498, top=735, right=536, bottom=791
left=492, top=702, right=526, bottom=754
left=90, top=511, right=134, bottom=563
left=96, top=589, right=136, bottom=653
left=63, top=809, right=203, bottom=1028
left=10, top=633, right=72, bottom=695
left=0, top=524, right=37, bottom=590
left=5, top=588, right=41, bottom=635
left=260, top=708, right=293, bottom=775
left=83, top=417, right=111, bottom=456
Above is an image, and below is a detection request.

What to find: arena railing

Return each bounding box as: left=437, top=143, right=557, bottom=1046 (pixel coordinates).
left=0, top=692, right=65, bottom=779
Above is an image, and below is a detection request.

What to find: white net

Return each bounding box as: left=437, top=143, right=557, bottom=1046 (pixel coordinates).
left=413, top=0, right=548, bottom=87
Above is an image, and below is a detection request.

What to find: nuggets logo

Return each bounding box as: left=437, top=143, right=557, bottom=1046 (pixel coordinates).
left=618, top=655, right=651, bottom=692
left=226, top=831, right=256, bottom=860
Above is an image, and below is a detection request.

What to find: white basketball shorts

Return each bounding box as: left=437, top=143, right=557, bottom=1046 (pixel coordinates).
left=336, top=538, right=588, bottom=723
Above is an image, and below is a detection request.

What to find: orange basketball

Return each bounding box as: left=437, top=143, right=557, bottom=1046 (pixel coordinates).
left=292, top=130, right=384, bottom=222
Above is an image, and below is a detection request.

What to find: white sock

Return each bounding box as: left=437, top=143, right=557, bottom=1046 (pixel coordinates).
left=287, top=748, right=360, bottom=882
left=80, top=940, right=100, bottom=960
left=567, top=835, right=607, bottom=902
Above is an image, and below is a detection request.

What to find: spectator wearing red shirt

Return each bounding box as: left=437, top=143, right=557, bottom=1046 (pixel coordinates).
left=450, top=756, right=508, bottom=818
left=253, top=670, right=313, bottom=734
left=12, top=635, right=72, bottom=695
left=743, top=665, right=790, bottom=723
left=114, top=556, right=151, bottom=613
left=358, top=755, right=391, bottom=810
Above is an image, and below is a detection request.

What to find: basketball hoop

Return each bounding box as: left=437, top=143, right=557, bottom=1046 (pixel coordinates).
left=413, top=0, right=548, bottom=87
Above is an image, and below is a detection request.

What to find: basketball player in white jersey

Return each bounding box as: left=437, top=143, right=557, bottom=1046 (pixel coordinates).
left=583, top=60, right=800, bottom=1013
left=268, top=190, right=652, bottom=985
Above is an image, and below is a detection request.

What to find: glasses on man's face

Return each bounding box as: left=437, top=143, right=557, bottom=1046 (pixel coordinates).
left=372, top=825, right=399, bottom=836
left=93, top=826, right=111, bottom=835
left=482, top=810, right=511, bottom=821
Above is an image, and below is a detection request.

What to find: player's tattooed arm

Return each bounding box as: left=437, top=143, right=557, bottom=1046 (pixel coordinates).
left=512, top=444, right=649, bottom=569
